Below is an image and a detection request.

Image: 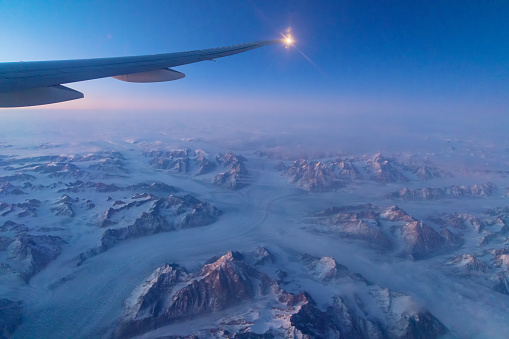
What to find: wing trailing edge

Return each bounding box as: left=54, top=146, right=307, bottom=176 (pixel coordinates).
left=0, top=39, right=282, bottom=107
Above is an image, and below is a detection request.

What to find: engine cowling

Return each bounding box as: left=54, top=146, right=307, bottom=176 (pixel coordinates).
left=0, top=85, right=84, bottom=107
left=112, top=68, right=185, bottom=83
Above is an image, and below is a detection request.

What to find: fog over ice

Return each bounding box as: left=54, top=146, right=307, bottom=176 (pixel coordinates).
left=2, top=100, right=508, bottom=155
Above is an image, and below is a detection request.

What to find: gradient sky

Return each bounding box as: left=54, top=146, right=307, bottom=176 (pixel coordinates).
left=0, top=0, right=507, bottom=116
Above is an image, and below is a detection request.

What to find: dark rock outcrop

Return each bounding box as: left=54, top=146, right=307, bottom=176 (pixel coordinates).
left=367, top=288, right=448, bottom=339
left=386, top=183, right=497, bottom=200
left=401, top=221, right=452, bottom=260
left=195, top=155, right=216, bottom=175
left=449, top=254, right=490, bottom=274
left=0, top=299, right=23, bottom=339
left=0, top=173, right=36, bottom=182
left=3, top=233, right=66, bottom=282
left=492, top=270, right=509, bottom=295
left=0, top=182, right=26, bottom=195
left=0, top=199, right=40, bottom=218
left=0, top=221, right=28, bottom=233
left=99, top=194, right=221, bottom=250
left=399, top=164, right=451, bottom=180
left=127, top=182, right=177, bottom=193
left=59, top=180, right=176, bottom=194
left=78, top=195, right=221, bottom=265
left=288, top=294, right=341, bottom=338
left=312, top=204, right=458, bottom=259
left=312, top=204, right=394, bottom=249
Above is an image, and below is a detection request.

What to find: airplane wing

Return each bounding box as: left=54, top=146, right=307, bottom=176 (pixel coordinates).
left=0, top=39, right=281, bottom=107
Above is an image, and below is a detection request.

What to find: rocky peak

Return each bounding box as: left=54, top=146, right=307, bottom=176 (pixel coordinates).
left=51, top=194, right=78, bottom=217
left=220, top=151, right=247, bottom=167
left=495, top=254, right=509, bottom=269
left=330, top=157, right=361, bottom=180
left=450, top=254, right=490, bottom=273
left=284, top=159, right=344, bottom=192
left=368, top=288, right=448, bottom=339
left=199, top=250, right=245, bottom=275
left=214, top=152, right=250, bottom=190
left=148, top=149, right=190, bottom=173
left=0, top=221, right=28, bottom=233
left=0, top=182, right=26, bottom=195
left=118, top=251, right=272, bottom=338
left=194, top=155, right=216, bottom=175
left=306, top=255, right=348, bottom=281
left=401, top=221, right=449, bottom=260
left=251, top=247, right=275, bottom=266
left=5, top=233, right=66, bottom=282
left=386, top=183, right=497, bottom=200
left=380, top=205, right=416, bottom=222
left=365, top=153, right=408, bottom=183
left=125, top=263, right=189, bottom=322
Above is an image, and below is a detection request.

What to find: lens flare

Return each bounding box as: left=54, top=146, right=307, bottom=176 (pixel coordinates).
left=279, top=31, right=328, bottom=78
left=281, top=33, right=294, bottom=49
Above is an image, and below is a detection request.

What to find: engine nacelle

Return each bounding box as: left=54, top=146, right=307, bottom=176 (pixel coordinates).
left=0, top=85, right=84, bottom=107
left=112, top=68, right=185, bottom=83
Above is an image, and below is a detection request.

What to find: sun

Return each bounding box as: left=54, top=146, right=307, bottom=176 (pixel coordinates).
left=282, top=34, right=294, bottom=47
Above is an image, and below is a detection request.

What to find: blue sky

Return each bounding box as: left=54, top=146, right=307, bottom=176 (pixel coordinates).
left=0, top=0, right=507, bottom=116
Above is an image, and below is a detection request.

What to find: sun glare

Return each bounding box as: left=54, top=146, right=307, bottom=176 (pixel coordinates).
left=281, top=33, right=294, bottom=49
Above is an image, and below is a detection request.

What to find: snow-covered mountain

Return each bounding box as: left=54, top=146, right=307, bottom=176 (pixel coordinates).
left=117, top=249, right=447, bottom=338
left=0, top=136, right=508, bottom=338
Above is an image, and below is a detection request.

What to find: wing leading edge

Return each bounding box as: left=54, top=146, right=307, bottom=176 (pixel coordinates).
left=0, top=39, right=281, bottom=107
